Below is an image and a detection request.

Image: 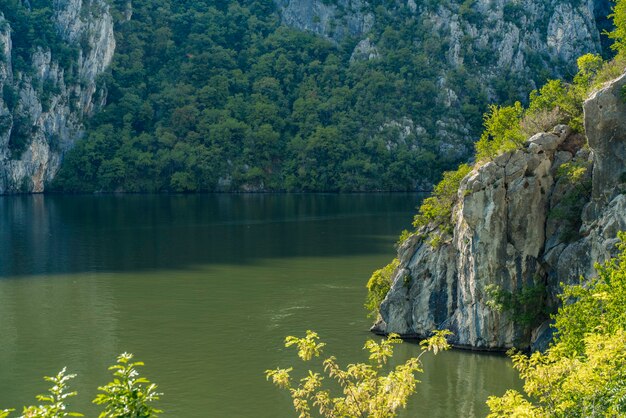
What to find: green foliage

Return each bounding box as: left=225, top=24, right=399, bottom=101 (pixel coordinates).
left=475, top=102, right=525, bottom=161
left=1, top=354, right=161, bottom=418
left=395, top=229, right=412, bottom=247
left=485, top=281, right=548, bottom=327
left=549, top=158, right=592, bottom=241
left=486, top=232, right=626, bottom=417
left=412, top=163, right=472, bottom=243
left=93, top=353, right=162, bottom=418
left=0, top=0, right=79, bottom=76
left=19, top=368, right=83, bottom=418
left=266, top=329, right=452, bottom=418
left=609, top=0, right=626, bottom=57
left=51, top=0, right=550, bottom=193
left=523, top=53, right=605, bottom=133
left=365, top=259, right=400, bottom=318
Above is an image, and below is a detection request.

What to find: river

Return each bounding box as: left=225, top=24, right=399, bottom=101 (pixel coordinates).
left=0, top=194, right=521, bottom=417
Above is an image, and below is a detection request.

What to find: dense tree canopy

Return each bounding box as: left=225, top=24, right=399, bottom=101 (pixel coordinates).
left=48, top=0, right=540, bottom=192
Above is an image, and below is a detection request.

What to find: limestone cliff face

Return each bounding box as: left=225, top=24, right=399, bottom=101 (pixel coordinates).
left=0, top=0, right=115, bottom=193
left=375, top=73, right=626, bottom=350
left=276, top=0, right=608, bottom=83
left=275, top=0, right=610, bottom=170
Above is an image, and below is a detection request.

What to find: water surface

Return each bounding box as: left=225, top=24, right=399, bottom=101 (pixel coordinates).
left=0, top=194, right=521, bottom=416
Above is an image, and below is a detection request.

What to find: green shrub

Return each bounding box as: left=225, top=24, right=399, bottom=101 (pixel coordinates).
left=475, top=102, right=525, bottom=161
left=266, top=329, right=452, bottom=418
left=93, top=353, right=162, bottom=418
left=485, top=280, right=548, bottom=327
left=365, top=259, right=400, bottom=318
left=19, top=368, right=83, bottom=418
left=412, top=163, right=472, bottom=241
left=487, top=232, right=626, bottom=417
left=1, top=354, right=161, bottom=418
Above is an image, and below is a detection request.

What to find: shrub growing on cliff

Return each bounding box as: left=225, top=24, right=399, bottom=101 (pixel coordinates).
left=365, top=259, right=400, bottom=318
left=266, top=329, right=451, bottom=418
left=486, top=232, right=626, bottom=417
left=523, top=53, right=604, bottom=133
left=474, top=102, right=525, bottom=161
left=609, top=0, right=626, bottom=58
left=412, top=163, right=471, bottom=245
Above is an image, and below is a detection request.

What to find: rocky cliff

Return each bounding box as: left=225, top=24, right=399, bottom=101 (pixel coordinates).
left=375, top=72, right=626, bottom=351
left=0, top=0, right=114, bottom=193
left=276, top=0, right=609, bottom=90
left=273, top=0, right=611, bottom=181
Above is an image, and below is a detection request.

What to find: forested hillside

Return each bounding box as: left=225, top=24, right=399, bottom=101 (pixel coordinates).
left=49, top=0, right=609, bottom=192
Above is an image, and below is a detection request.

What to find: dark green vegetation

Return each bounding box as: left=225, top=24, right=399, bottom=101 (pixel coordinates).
left=0, top=0, right=79, bottom=74
left=0, top=0, right=82, bottom=156
left=47, top=0, right=550, bottom=192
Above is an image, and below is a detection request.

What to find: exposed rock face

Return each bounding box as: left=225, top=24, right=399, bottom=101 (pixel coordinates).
left=584, top=73, right=626, bottom=204
left=275, top=0, right=610, bottom=172
left=0, top=0, right=115, bottom=193
left=376, top=74, right=626, bottom=350
left=276, top=0, right=608, bottom=84
left=274, top=0, right=374, bottom=42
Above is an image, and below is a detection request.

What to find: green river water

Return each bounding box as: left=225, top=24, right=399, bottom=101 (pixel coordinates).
left=0, top=194, right=521, bottom=417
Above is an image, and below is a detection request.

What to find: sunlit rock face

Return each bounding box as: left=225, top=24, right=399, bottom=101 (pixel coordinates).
left=376, top=72, right=626, bottom=351
left=0, top=0, right=115, bottom=193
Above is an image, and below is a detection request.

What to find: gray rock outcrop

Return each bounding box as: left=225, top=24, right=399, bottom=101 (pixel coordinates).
left=0, top=0, right=115, bottom=193
left=376, top=73, right=626, bottom=350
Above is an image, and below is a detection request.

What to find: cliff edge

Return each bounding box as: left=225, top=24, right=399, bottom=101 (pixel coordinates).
left=374, top=72, right=626, bottom=351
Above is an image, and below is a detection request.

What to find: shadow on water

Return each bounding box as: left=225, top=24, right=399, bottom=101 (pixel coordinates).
left=0, top=193, right=422, bottom=278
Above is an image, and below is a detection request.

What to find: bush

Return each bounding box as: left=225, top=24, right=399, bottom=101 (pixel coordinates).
left=365, top=259, right=400, bottom=318
left=412, top=163, right=472, bottom=244
left=486, top=232, right=626, bottom=417
left=266, top=330, right=451, bottom=418
left=1, top=353, right=162, bottom=418
left=475, top=102, right=525, bottom=161
left=485, top=280, right=548, bottom=327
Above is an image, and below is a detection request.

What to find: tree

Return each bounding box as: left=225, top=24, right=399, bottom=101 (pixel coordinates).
left=486, top=232, right=626, bottom=417
left=609, top=0, right=626, bottom=57
left=266, top=330, right=452, bottom=418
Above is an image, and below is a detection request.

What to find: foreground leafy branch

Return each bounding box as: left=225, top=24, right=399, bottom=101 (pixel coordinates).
left=266, top=330, right=452, bottom=418
left=1, top=354, right=161, bottom=418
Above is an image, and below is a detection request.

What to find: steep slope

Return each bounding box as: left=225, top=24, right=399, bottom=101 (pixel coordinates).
left=276, top=0, right=611, bottom=104
left=0, top=0, right=114, bottom=193
left=375, top=72, right=626, bottom=350
left=50, top=0, right=610, bottom=193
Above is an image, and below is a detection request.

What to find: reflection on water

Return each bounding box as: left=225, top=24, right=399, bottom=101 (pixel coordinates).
left=0, top=194, right=521, bottom=417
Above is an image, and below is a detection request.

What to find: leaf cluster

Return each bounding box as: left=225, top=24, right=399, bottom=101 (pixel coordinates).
left=485, top=281, right=548, bottom=327
left=1, top=354, right=161, bottom=418
left=364, top=259, right=400, bottom=318
left=266, top=330, right=452, bottom=418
